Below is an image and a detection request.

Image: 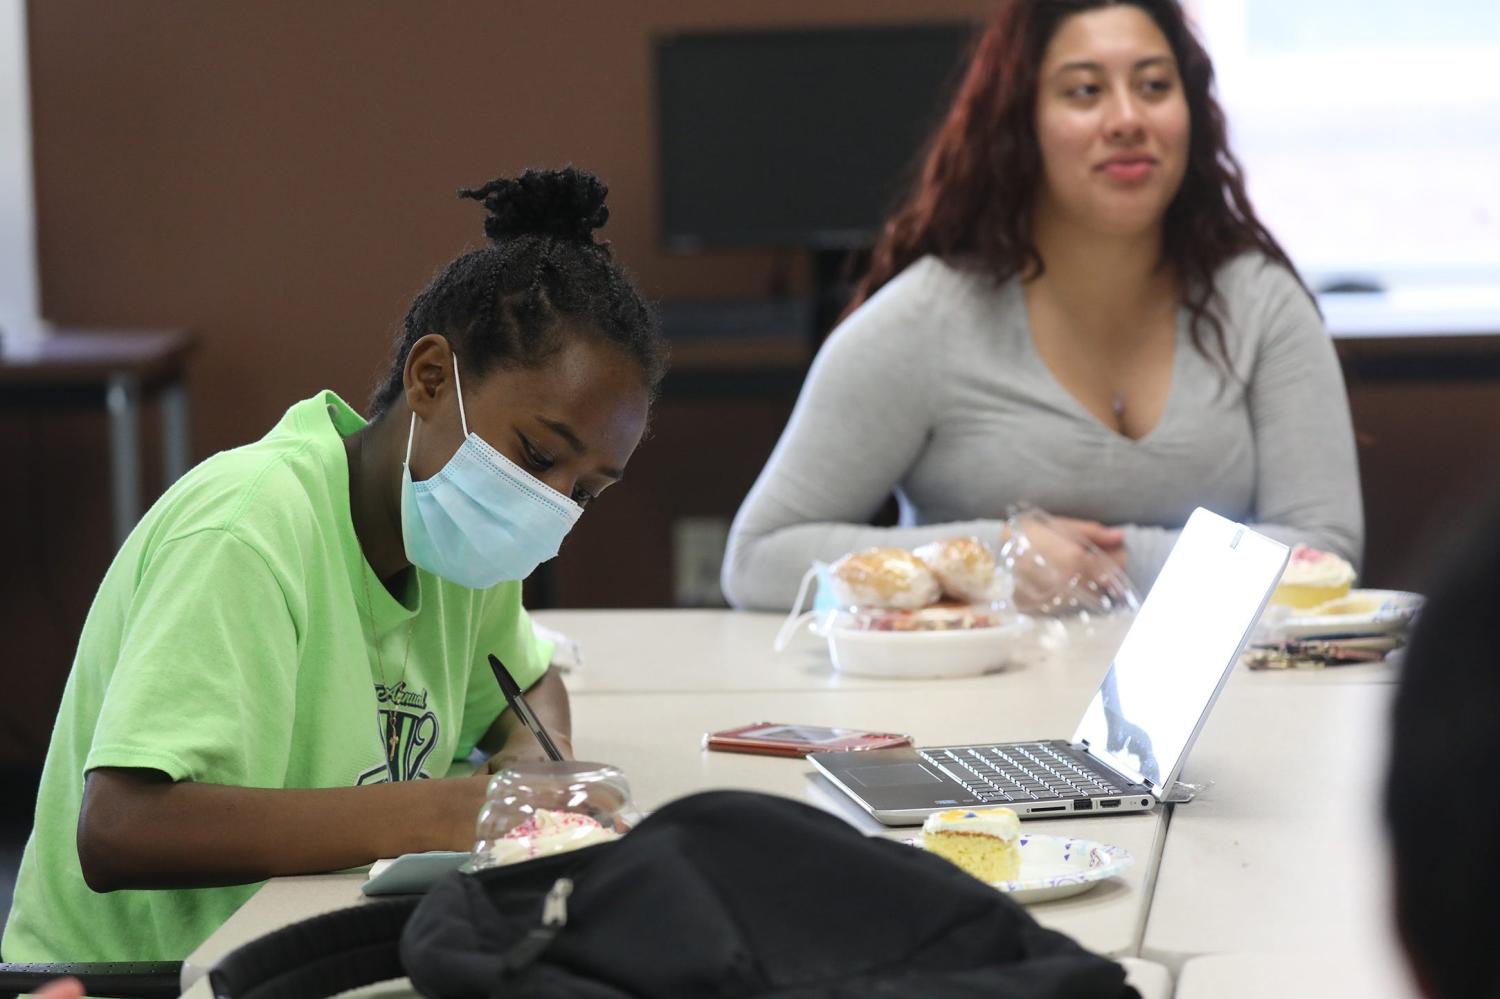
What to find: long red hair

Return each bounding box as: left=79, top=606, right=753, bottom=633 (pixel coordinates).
left=844, top=0, right=1308, bottom=365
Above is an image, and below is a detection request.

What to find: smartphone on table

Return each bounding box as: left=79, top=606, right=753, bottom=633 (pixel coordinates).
left=704, top=722, right=913, bottom=758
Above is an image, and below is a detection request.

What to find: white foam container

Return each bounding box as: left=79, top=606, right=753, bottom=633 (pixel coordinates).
left=815, top=618, right=1029, bottom=679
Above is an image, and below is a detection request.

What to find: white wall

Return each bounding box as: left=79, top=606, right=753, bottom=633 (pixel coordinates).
left=0, top=0, right=38, bottom=329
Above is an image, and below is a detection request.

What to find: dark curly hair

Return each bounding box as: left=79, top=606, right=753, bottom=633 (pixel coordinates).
left=370, top=167, right=668, bottom=419
left=844, top=0, right=1308, bottom=369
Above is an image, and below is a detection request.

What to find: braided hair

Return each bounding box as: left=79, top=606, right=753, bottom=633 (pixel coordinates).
left=370, top=167, right=667, bottom=419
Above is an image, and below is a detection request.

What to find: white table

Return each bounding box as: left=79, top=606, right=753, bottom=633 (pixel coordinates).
left=182, top=687, right=1172, bottom=985
left=182, top=623, right=1175, bottom=993
left=1143, top=676, right=1416, bottom=994
left=531, top=608, right=1134, bottom=694
left=536, top=608, right=1399, bottom=696
left=1174, top=952, right=1421, bottom=999
left=570, top=688, right=1170, bottom=959
left=179, top=610, right=1411, bottom=997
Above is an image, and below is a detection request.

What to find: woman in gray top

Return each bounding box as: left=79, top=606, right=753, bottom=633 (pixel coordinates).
left=722, top=0, right=1362, bottom=611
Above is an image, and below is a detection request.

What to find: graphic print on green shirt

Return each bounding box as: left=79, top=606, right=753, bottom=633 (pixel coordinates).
left=369, top=681, right=442, bottom=784
left=3, top=391, right=552, bottom=963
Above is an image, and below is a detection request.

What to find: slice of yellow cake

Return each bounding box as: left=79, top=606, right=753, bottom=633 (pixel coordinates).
left=921, top=806, right=1022, bottom=883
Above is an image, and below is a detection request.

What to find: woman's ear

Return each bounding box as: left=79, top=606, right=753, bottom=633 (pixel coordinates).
left=403, top=334, right=454, bottom=421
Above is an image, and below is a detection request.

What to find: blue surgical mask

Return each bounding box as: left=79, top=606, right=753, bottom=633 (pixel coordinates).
left=400, top=352, right=582, bottom=588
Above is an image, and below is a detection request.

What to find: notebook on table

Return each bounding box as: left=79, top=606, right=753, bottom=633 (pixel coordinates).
left=809, top=507, right=1289, bottom=825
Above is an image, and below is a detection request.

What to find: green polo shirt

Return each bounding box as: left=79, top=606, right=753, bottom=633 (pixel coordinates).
left=3, top=391, right=551, bottom=962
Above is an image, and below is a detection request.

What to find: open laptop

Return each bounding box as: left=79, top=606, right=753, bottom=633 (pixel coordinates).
left=809, top=507, right=1289, bottom=825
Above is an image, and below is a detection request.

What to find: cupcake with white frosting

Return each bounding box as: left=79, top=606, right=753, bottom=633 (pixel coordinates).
left=1272, top=545, right=1356, bottom=610
left=477, top=808, right=620, bottom=866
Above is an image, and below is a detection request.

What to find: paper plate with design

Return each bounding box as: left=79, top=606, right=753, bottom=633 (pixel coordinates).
left=909, top=832, right=1133, bottom=904
left=995, top=833, right=1133, bottom=903
left=1277, top=589, right=1423, bottom=640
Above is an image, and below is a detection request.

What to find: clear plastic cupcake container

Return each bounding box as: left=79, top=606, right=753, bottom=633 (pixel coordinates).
left=773, top=508, right=1141, bottom=676
left=466, top=761, right=637, bottom=872
left=997, top=508, right=1140, bottom=671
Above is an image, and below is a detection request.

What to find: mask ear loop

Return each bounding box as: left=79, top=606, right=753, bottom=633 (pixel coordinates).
left=405, top=347, right=469, bottom=468
left=773, top=565, right=820, bottom=653
left=450, top=350, right=471, bottom=438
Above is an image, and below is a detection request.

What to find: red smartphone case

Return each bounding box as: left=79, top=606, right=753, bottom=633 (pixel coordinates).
left=703, top=722, right=914, bottom=757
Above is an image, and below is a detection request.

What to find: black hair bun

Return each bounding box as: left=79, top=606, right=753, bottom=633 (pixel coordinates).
left=459, top=167, right=609, bottom=243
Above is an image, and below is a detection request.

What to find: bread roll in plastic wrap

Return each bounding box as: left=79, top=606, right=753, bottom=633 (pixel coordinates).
left=828, top=547, right=941, bottom=610
left=913, top=537, right=1000, bottom=603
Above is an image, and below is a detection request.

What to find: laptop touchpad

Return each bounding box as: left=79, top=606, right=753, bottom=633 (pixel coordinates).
left=848, top=763, right=944, bottom=787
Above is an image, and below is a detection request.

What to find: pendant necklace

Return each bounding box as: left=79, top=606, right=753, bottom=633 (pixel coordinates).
left=1111, top=394, right=1127, bottom=430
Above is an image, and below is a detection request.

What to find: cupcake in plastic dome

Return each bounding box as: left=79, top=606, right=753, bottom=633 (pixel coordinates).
left=467, top=761, right=636, bottom=872
left=772, top=515, right=1138, bottom=676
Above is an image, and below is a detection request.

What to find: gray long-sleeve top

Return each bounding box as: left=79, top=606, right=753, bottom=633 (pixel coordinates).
left=721, top=253, right=1364, bottom=611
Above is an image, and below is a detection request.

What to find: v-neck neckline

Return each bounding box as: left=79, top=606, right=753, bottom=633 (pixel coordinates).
left=322, top=394, right=422, bottom=630
left=1011, top=279, right=1185, bottom=447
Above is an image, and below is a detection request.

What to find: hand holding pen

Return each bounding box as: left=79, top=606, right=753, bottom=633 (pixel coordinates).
left=488, top=653, right=568, bottom=763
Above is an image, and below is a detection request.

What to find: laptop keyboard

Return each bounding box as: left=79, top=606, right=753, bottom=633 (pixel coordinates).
left=920, top=741, right=1130, bottom=804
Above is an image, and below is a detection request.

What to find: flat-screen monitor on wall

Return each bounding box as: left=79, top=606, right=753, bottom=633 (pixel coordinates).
left=655, top=24, right=975, bottom=251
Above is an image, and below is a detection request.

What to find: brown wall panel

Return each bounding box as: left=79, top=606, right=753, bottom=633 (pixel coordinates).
left=1346, top=372, right=1500, bottom=590
left=26, top=1, right=990, bottom=458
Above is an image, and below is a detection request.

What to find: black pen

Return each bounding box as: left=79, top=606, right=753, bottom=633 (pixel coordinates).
left=488, top=653, right=565, bottom=762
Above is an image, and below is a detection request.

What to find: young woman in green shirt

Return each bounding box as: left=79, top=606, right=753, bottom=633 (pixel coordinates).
left=4, top=167, right=667, bottom=962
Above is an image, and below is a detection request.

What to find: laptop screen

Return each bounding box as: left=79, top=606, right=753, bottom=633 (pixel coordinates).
left=1071, top=508, right=1289, bottom=792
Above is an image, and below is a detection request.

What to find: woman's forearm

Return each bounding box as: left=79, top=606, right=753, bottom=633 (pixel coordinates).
left=77, top=766, right=487, bottom=892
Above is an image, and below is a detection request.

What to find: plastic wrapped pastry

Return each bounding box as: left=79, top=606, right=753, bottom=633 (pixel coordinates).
left=913, top=537, right=1004, bottom=603
left=827, top=547, right=942, bottom=610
